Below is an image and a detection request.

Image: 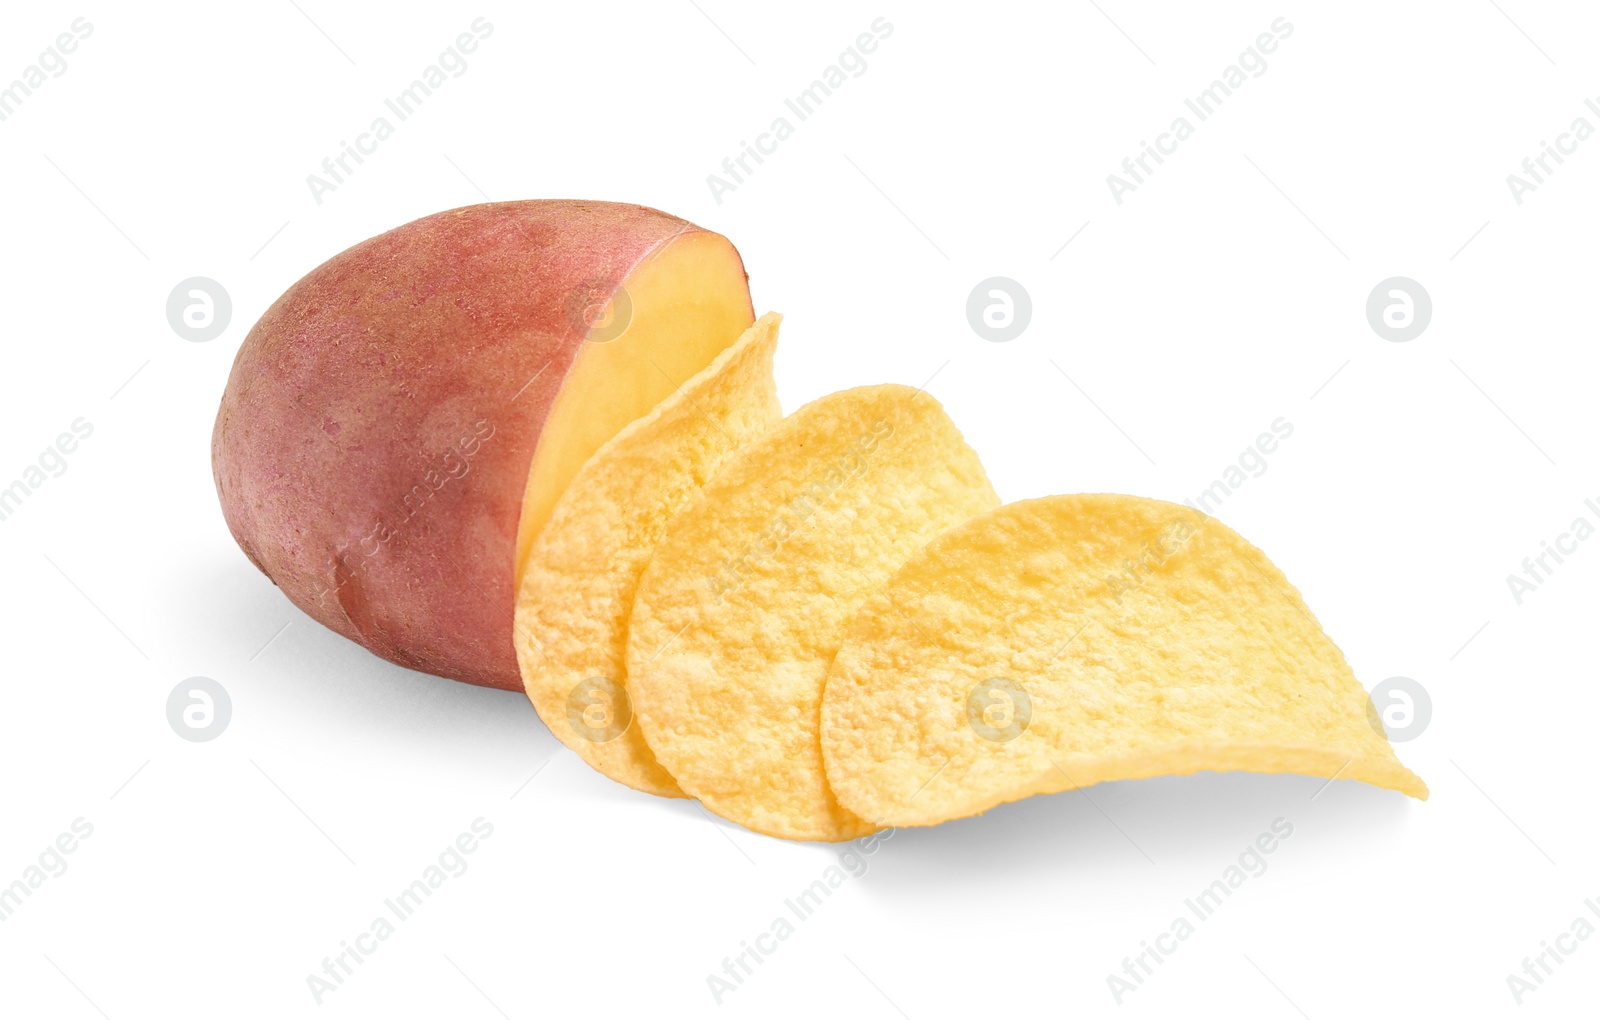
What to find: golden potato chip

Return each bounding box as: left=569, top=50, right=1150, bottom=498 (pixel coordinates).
left=514, top=313, right=782, bottom=796
left=821, top=494, right=1428, bottom=828
left=625, top=385, right=1000, bottom=841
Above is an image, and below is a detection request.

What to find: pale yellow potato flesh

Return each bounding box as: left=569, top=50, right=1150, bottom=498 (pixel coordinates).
left=514, top=230, right=756, bottom=587
left=625, top=385, right=1000, bottom=841
left=514, top=314, right=782, bottom=796
left=821, top=494, right=1428, bottom=828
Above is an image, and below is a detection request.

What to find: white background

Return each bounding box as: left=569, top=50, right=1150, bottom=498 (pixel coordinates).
left=1, top=1, right=1595, bottom=1016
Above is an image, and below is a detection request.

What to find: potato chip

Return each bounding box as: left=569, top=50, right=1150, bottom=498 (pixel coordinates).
left=514, top=313, right=782, bottom=796
left=821, top=494, right=1428, bottom=828
left=625, top=385, right=1000, bottom=840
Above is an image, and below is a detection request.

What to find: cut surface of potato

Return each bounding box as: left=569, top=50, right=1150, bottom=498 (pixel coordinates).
left=514, top=229, right=756, bottom=586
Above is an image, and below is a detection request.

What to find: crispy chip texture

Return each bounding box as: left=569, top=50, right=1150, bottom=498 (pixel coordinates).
left=821, top=494, right=1428, bottom=827
left=625, top=385, right=1000, bottom=840
left=514, top=313, right=782, bottom=796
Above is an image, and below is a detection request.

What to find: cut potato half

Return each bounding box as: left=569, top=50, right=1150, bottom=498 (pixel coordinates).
left=214, top=201, right=754, bottom=689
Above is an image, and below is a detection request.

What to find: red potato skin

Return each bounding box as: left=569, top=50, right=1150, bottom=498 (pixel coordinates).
left=212, top=200, right=749, bottom=689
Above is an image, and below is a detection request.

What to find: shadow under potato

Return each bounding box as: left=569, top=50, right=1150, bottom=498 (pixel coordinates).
left=189, top=556, right=556, bottom=779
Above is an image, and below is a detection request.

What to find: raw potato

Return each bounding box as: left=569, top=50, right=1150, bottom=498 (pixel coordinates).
left=821, top=494, right=1428, bottom=828
left=625, top=385, right=1001, bottom=841
left=212, top=200, right=754, bottom=688
left=515, top=314, right=783, bottom=796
